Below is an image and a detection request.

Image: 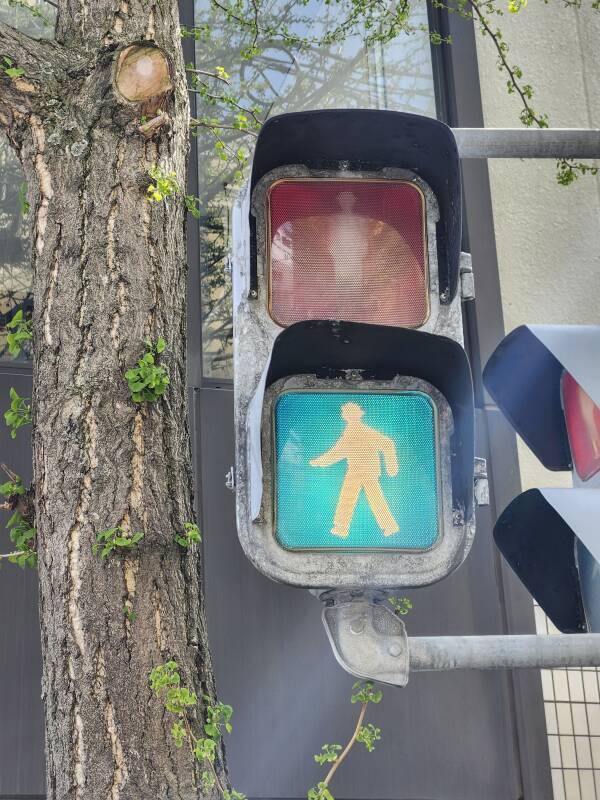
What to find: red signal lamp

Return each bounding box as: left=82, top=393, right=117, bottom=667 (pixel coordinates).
left=562, top=370, right=600, bottom=482
left=267, top=179, right=428, bottom=329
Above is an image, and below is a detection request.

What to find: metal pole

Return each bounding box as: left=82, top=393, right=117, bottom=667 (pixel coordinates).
left=453, top=128, right=600, bottom=159
left=409, top=634, right=600, bottom=671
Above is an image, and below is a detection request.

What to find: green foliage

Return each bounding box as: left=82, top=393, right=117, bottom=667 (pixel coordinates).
left=4, top=387, right=31, bottom=438
left=0, top=476, right=24, bottom=497
left=150, top=660, right=244, bottom=799
left=123, top=605, right=137, bottom=623
left=146, top=165, right=202, bottom=217
left=356, top=723, right=381, bottom=752
left=18, top=182, right=30, bottom=216
left=147, top=166, right=181, bottom=202
left=204, top=697, right=233, bottom=738
left=92, top=526, right=144, bottom=558
left=6, top=511, right=36, bottom=568
left=6, top=309, right=32, bottom=358
left=171, top=720, right=187, bottom=747
left=6, top=0, right=50, bottom=24
left=174, top=521, right=201, bottom=548
left=314, top=744, right=342, bottom=765
left=125, top=339, right=169, bottom=404
left=557, top=160, right=599, bottom=186
left=193, top=736, right=217, bottom=761
left=388, top=595, right=413, bottom=616
left=307, top=782, right=335, bottom=800
left=1, top=56, right=24, bottom=78
left=150, top=661, right=181, bottom=694
left=351, top=680, right=382, bottom=705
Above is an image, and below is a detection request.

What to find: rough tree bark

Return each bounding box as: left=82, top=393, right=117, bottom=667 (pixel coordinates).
left=0, top=3, right=219, bottom=798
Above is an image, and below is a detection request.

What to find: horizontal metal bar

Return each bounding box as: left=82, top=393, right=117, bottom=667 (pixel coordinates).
left=453, top=128, right=600, bottom=159
left=409, top=635, right=600, bottom=671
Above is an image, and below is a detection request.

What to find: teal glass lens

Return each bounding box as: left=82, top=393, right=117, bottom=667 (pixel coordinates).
left=274, top=391, right=440, bottom=551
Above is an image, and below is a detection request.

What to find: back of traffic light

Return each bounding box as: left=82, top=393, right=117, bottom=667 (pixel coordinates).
left=484, top=324, right=600, bottom=633
left=232, top=109, right=479, bottom=594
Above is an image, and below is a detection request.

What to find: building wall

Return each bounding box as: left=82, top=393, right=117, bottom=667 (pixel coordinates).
left=475, top=6, right=600, bottom=798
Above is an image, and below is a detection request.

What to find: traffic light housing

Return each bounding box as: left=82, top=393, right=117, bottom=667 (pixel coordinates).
left=233, top=109, right=476, bottom=590
left=484, top=324, right=600, bottom=632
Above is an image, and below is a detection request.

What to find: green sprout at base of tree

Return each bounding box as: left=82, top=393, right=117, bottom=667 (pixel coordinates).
left=150, top=661, right=244, bottom=800
left=174, top=522, right=202, bottom=548
left=92, top=527, right=144, bottom=559
left=125, top=338, right=170, bottom=404
left=4, top=387, right=31, bottom=438
left=6, top=309, right=32, bottom=358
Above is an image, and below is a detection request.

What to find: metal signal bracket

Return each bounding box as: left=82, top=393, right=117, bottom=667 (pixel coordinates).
left=320, top=589, right=600, bottom=687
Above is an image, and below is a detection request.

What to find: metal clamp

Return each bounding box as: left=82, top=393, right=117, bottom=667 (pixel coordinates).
left=225, top=466, right=236, bottom=491
left=459, top=252, right=475, bottom=301
left=320, top=590, right=409, bottom=686
left=474, top=457, right=489, bottom=506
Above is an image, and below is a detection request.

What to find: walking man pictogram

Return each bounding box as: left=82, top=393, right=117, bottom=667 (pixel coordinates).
left=310, top=402, right=400, bottom=539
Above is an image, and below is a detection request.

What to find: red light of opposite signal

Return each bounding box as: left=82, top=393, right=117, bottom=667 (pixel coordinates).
left=267, top=179, right=429, bottom=329
left=562, top=371, right=600, bottom=481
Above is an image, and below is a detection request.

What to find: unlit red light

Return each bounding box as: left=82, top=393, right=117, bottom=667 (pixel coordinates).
left=267, top=179, right=429, bottom=328
left=562, top=371, right=600, bottom=481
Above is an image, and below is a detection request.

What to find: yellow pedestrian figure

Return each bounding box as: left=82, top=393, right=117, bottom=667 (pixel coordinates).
left=309, top=402, right=400, bottom=539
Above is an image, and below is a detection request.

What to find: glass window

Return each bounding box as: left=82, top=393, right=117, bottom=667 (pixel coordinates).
left=193, top=0, right=438, bottom=379
left=0, top=0, right=55, bottom=360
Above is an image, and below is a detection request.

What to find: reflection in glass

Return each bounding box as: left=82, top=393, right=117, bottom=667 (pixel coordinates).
left=194, top=0, right=437, bottom=378
left=0, top=0, right=55, bottom=359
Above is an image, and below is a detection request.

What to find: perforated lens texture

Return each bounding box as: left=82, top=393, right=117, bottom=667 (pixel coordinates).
left=268, top=180, right=428, bottom=328
left=274, top=391, right=440, bottom=551
left=562, top=371, right=600, bottom=481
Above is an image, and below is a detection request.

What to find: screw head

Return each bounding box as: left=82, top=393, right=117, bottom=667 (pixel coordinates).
left=349, top=617, right=366, bottom=635
left=388, top=643, right=402, bottom=658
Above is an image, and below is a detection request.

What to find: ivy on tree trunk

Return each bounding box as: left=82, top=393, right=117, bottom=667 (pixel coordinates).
left=0, top=3, right=220, bottom=798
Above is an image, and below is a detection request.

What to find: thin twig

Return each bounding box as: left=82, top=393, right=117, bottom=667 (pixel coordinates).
left=186, top=67, right=231, bottom=85
left=323, top=702, right=368, bottom=787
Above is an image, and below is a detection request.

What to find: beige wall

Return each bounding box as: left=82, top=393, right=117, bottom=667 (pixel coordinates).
left=474, top=2, right=600, bottom=491
left=475, top=7, right=600, bottom=798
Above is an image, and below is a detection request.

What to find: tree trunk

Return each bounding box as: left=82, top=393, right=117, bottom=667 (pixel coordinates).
left=0, top=4, right=218, bottom=798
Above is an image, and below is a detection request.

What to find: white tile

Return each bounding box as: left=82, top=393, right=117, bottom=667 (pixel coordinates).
left=561, top=736, right=578, bottom=769
left=594, top=770, right=600, bottom=797
left=546, top=702, right=559, bottom=735
left=588, top=705, right=600, bottom=736
left=535, top=604, right=549, bottom=633
left=542, top=669, right=556, bottom=700
left=547, top=618, right=562, bottom=636
left=583, top=673, right=600, bottom=704
left=552, top=768, right=566, bottom=800
left=590, top=738, right=600, bottom=769
left=564, top=768, right=582, bottom=800
left=579, top=770, right=596, bottom=800
left=558, top=703, right=575, bottom=735
left=573, top=704, right=590, bottom=736
left=576, top=736, right=593, bottom=769
left=555, top=671, right=571, bottom=702
left=549, top=735, right=563, bottom=768
left=569, top=672, right=586, bottom=703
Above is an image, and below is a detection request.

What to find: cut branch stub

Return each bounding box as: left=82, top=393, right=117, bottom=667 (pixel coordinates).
left=114, top=44, right=173, bottom=118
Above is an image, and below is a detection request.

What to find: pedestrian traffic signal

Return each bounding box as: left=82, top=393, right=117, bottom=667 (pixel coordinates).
left=483, top=324, right=600, bottom=632
left=233, top=109, right=477, bottom=589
